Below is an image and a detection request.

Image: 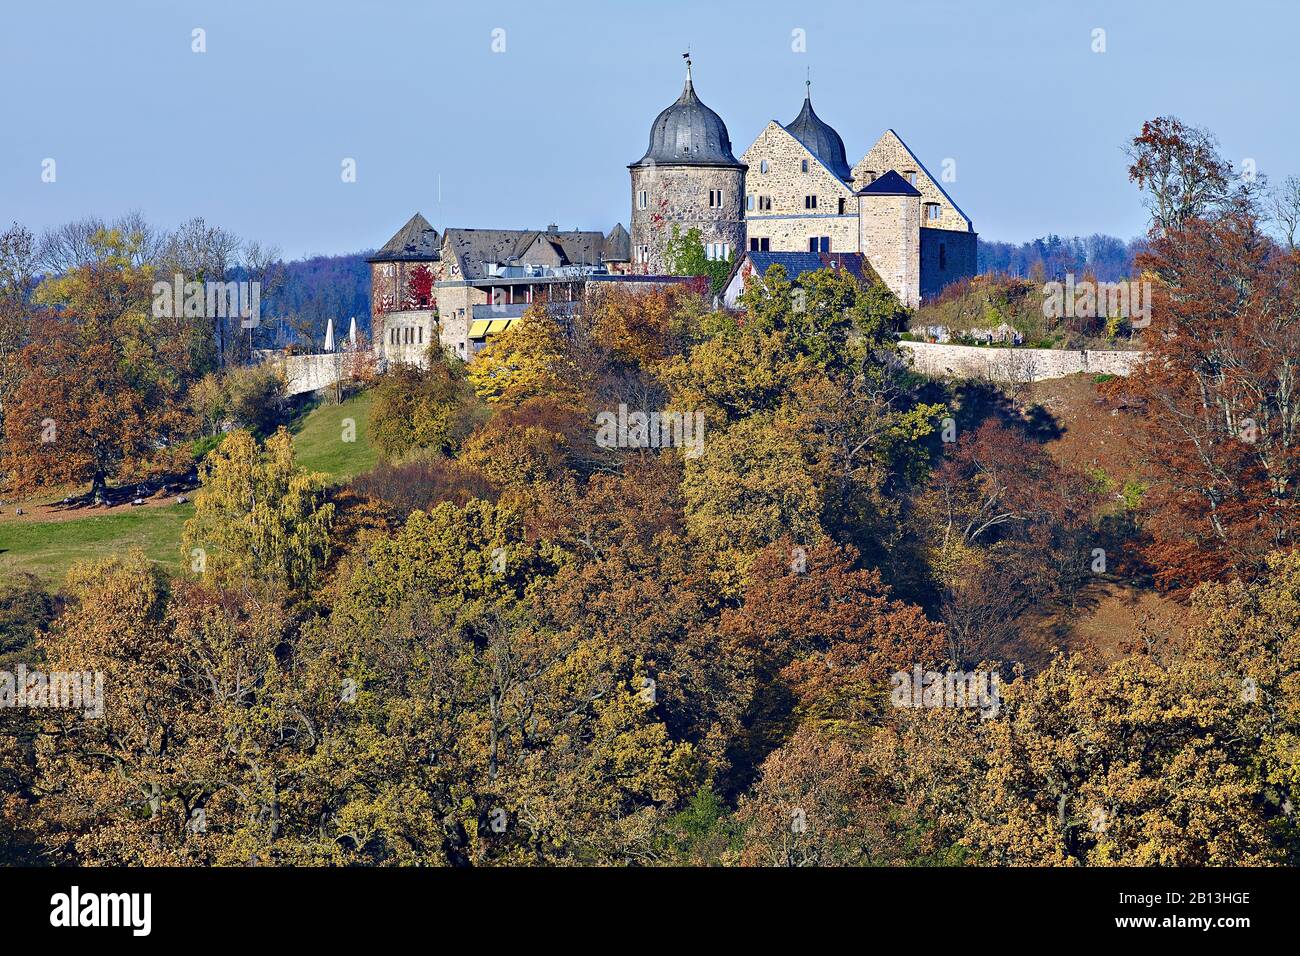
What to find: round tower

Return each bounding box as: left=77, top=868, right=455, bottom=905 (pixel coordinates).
left=628, top=57, right=746, bottom=274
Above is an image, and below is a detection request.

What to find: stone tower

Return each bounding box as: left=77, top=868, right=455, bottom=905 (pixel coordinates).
left=857, top=170, right=921, bottom=308
left=628, top=57, right=746, bottom=274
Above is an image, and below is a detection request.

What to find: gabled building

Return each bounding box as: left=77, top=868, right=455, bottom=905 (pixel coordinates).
left=721, top=250, right=873, bottom=308
left=630, top=67, right=979, bottom=308
left=852, top=130, right=977, bottom=300
left=369, top=217, right=676, bottom=364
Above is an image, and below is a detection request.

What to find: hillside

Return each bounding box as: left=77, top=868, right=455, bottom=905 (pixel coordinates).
left=0, top=389, right=378, bottom=586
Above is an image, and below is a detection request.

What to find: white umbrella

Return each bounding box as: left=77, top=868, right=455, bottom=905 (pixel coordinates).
left=323, top=317, right=335, bottom=352
left=347, top=316, right=358, bottom=349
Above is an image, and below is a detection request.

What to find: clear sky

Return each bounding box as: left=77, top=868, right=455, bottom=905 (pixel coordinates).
left=3, top=0, right=1297, bottom=260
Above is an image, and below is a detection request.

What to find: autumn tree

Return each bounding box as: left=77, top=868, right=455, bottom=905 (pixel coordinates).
left=369, top=348, right=476, bottom=460
left=3, top=315, right=193, bottom=497
left=181, top=428, right=334, bottom=591
left=467, top=305, right=588, bottom=407
left=1117, top=119, right=1300, bottom=588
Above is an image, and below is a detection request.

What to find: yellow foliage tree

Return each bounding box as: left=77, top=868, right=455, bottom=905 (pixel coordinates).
left=182, top=428, right=334, bottom=591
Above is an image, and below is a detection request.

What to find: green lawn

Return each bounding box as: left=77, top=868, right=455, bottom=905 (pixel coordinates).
left=291, top=390, right=378, bottom=483
left=0, top=389, right=379, bottom=588
left=0, top=502, right=194, bottom=586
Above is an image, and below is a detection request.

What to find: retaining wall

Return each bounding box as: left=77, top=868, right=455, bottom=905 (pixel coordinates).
left=898, top=341, right=1145, bottom=382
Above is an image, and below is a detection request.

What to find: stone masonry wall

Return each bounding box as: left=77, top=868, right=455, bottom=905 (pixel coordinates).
left=741, top=121, right=857, bottom=253
left=900, top=341, right=1146, bottom=382
left=629, top=164, right=746, bottom=274
left=919, top=227, right=977, bottom=301
left=851, top=130, right=971, bottom=234
left=859, top=193, right=920, bottom=307
left=376, top=308, right=438, bottom=365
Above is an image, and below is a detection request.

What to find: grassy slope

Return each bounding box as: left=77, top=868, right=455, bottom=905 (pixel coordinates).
left=290, top=389, right=377, bottom=483
left=0, top=390, right=377, bottom=587
left=0, top=503, right=195, bottom=586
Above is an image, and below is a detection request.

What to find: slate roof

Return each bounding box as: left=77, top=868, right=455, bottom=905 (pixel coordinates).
left=368, top=212, right=440, bottom=262
left=784, top=90, right=853, bottom=182
left=733, top=251, right=874, bottom=287
left=604, top=223, right=631, bottom=262
left=442, top=227, right=608, bottom=280
left=630, top=67, right=744, bottom=169
left=856, top=169, right=923, bottom=198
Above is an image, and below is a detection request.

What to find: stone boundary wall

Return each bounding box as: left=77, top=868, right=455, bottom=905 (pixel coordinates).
left=262, top=342, right=1145, bottom=398
left=899, top=341, right=1146, bottom=382
left=262, top=351, right=375, bottom=396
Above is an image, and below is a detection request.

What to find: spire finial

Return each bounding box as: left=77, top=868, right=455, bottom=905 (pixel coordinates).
left=683, top=50, right=692, bottom=84
left=805, top=67, right=811, bottom=99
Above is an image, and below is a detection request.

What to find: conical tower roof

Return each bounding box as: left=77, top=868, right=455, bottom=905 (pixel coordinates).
left=784, top=84, right=852, bottom=181
left=630, top=58, right=743, bottom=169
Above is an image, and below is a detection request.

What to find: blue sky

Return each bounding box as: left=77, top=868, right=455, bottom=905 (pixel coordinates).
left=3, top=0, right=1296, bottom=260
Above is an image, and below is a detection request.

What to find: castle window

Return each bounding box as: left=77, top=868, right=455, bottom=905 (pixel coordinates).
left=749, top=237, right=770, bottom=252
left=705, top=242, right=731, bottom=261
left=758, top=196, right=772, bottom=211
left=418, top=326, right=423, bottom=344
left=801, top=159, right=809, bottom=173
left=760, top=159, right=769, bottom=174
left=637, top=190, right=648, bottom=210
left=905, top=170, right=918, bottom=185
left=808, top=236, right=831, bottom=253
left=863, top=171, right=876, bottom=183
left=708, top=189, right=722, bottom=208
left=924, top=202, right=941, bottom=221
left=838, top=198, right=847, bottom=215
left=746, top=194, right=754, bottom=211
left=804, top=195, right=817, bottom=210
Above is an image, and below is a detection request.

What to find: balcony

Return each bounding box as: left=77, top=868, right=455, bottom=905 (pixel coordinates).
left=470, top=300, right=579, bottom=321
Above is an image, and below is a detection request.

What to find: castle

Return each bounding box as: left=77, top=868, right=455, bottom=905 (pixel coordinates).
left=369, top=58, right=976, bottom=363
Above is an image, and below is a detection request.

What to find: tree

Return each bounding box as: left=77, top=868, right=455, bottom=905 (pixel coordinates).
left=466, top=306, right=587, bottom=407
left=369, top=350, right=474, bottom=460
left=3, top=315, right=193, bottom=498
left=181, top=428, right=334, bottom=591
left=1271, top=175, right=1300, bottom=251
left=1125, top=116, right=1238, bottom=236
left=1116, top=202, right=1300, bottom=589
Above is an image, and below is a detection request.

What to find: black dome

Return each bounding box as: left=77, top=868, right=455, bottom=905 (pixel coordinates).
left=784, top=90, right=852, bottom=181
left=630, top=67, right=743, bottom=169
